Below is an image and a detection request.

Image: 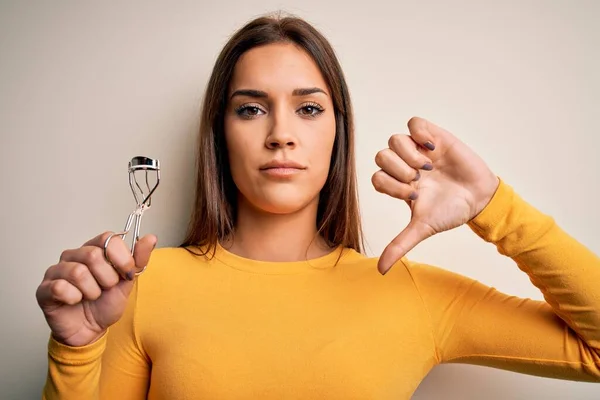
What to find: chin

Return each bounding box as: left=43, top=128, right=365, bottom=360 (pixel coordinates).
left=247, top=188, right=319, bottom=215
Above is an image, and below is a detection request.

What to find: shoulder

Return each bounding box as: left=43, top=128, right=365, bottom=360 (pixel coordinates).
left=336, top=250, right=430, bottom=290
left=147, top=246, right=205, bottom=265
left=346, top=253, right=477, bottom=294
left=135, top=246, right=214, bottom=286
left=399, top=258, right=483, bottom=303
left=146, top=246, right=207, bottom=269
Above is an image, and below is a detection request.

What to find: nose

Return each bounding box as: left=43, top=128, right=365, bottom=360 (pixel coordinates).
left=265, top=111, right=296, bottom=150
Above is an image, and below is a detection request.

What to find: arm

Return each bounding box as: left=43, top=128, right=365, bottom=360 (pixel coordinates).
left=43, top=280, right=150, bottom=399
left=403, top=180, right=600, bottom=381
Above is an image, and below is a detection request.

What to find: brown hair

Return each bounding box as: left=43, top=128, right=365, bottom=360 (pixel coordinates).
left=180, top=13, right=364, bottom=256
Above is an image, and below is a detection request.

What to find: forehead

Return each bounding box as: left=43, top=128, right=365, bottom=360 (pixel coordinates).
left=229, top=42, right=329, bottom=93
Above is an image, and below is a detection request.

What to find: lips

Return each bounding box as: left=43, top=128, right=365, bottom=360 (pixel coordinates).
left=259, top=160, right=306, bottom=179
left=259, top=160, right=306, bottom=170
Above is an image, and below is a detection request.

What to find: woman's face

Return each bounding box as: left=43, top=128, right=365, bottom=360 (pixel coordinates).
left=224, top=42, right=336, bottom=215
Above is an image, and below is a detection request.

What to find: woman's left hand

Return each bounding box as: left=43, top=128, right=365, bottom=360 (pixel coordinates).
left=372, top=117, right=500, bottom=275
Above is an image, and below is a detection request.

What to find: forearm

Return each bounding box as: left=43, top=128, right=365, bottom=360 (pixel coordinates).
left=42, top=290, right=150, bottom=400
left=43, top=334, right=106, bottom=400
left=468, top=180, right=600, bottom=350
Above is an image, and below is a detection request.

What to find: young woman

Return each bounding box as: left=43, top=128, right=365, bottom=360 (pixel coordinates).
left=37, top=14, right=600, bottom=399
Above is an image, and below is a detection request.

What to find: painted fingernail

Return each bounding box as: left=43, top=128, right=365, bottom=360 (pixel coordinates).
left=126, top=270, right=135, bottom=281
left=408, top=191, right=418, bottom=200
left=413, top=171, right=421, bottom=181
left=422, top=163, right=433, bottom=171
left=424, top=141, right=435, bottom=151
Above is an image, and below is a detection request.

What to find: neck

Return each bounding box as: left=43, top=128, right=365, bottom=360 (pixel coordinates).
left=223, top=196, right=332, bottom=262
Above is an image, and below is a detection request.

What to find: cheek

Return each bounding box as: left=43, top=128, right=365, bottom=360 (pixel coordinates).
left=224, top=122, right=258, bottom=178
left=310, top=119, right=337, bottom=178
left=313, top=143, right=334, bottom=174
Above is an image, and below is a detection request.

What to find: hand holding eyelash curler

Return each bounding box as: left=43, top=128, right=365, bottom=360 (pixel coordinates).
left=103, top=156, right=160, bottom=276
left=36, top=158, right=161, bottom=348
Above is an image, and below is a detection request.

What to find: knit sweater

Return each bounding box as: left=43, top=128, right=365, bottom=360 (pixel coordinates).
left=43, top=180, right=600, bottom=399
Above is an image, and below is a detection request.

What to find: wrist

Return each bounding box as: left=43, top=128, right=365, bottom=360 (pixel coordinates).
left=471, top=174, right=500, bottom=220
left=51, top=329, right=107, bottom=348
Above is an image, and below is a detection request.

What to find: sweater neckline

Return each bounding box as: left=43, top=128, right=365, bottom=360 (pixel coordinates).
left=212, top=242, right=350, bottom=275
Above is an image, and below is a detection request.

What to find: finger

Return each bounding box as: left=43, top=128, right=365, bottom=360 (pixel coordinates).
left=387, top=134, right=433, bottom=172
left=132, top=234, right=158, bottom=274
left=61, top=241, right=132, bottom=282
left=48, top=254, right=120, bottom=289
left=84, top=232, right=157, bottom=279
left=36, top=279, right=83, bottom=307
left=371, top=170, right=418, bottom=201
left=375, top=148, right=420, bottom=183
left=44, top=262, right=102, bottom=301
left=80, top=232, right=136, bottom=280
left=407, top=116, right=459, bottom=152
left=378, top=220, right=435, bottom=275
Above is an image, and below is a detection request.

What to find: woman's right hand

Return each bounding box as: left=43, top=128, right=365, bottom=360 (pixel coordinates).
left=36, top=232, right=157, bottom=347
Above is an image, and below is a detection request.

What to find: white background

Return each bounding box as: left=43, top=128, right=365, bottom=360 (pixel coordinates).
left=1, top=1, right=598, bottom=398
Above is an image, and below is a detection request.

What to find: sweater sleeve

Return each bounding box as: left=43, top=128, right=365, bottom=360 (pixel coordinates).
left=403, top=179, right=600, bottom=381
left=42, top=280, right=150, bottom=399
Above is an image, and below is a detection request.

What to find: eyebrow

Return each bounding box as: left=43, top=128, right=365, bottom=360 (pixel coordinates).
left=229, top=87, right=328, bottom=99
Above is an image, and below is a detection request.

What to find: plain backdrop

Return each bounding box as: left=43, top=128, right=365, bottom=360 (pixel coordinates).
left=1, top=1, right=599, bottom=399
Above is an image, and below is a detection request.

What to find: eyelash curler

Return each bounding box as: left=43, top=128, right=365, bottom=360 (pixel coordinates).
left=103, top=156, right=160, bottom=275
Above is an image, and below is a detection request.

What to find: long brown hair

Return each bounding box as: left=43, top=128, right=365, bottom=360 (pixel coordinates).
left=180, top=13, right=364, bottom=256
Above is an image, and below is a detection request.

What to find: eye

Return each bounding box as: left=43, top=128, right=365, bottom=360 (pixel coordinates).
left=235, top=104, right=266, bottom=119
left=297, top=102, right=324, bottom=117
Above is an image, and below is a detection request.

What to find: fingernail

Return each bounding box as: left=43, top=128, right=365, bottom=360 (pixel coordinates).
left=424, top=141, right=435, bottom=151
left=422, top=163, right=433, bottom=171
left=126, top=270, right=135, bottom=281
left=381, top=268, right=388, bottom=276
left=413, top=171, right=421, bottom=181
left=408, top=191, right=418, bottom=200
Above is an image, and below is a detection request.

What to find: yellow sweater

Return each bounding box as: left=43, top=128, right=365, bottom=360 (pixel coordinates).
left=43, top=181, right=600, bottom=399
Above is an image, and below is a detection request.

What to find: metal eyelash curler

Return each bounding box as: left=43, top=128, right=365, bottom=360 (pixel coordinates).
left=103, top=156, right=160, bottom=276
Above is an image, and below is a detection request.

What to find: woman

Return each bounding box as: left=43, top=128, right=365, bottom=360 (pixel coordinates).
left=37, top=14, right=600, bottom=399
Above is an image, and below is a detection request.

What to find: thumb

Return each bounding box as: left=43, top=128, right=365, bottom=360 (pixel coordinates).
left=113, top=234, right=158, bottom=299
left=133, top=234, right=158, bottom=273
left=378, top=220, right=433, bottom=275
